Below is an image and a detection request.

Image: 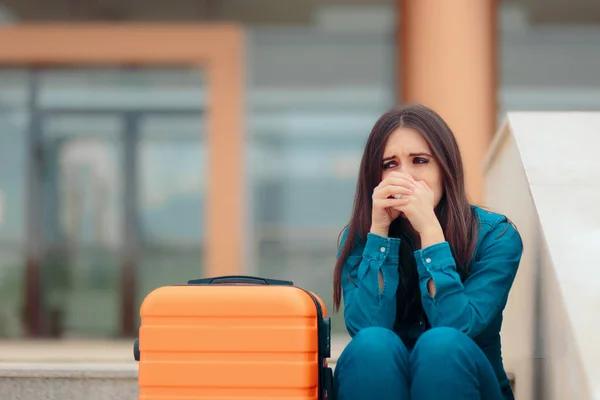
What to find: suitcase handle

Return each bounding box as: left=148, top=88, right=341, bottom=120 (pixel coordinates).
left=187, top=275, right=294, bottom=286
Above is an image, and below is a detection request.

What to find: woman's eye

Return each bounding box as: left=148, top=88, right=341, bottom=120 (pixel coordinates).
left=383, top=161, right=397, bottom=169
left=414, top=157, right=429, bottom=164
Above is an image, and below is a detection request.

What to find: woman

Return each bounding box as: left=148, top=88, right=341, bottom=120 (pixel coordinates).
left=332, top=104, right=523, bottom=400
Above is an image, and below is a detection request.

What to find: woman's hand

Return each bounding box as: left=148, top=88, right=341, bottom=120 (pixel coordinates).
left=394, top=180, right=445, bottom=247
left=370, top=172, right=415, bottom=236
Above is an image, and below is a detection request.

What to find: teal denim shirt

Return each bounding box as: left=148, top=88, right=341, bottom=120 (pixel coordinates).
left=338, top=205, right=523, bottom=397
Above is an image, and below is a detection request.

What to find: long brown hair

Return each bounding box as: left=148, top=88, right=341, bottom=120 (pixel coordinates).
left=333, top=104, right=478, bottom=320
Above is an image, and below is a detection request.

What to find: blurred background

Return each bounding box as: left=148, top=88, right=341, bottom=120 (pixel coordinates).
left=0, top=0, right=598, bottom=342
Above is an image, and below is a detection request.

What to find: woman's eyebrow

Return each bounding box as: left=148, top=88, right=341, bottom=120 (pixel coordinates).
left=409, top=152, right=432, bottom=157
left=383, top=153, right=432, bottom=160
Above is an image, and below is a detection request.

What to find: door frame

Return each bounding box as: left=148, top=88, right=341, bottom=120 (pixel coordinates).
left=0, top=24, right=245, bottom=337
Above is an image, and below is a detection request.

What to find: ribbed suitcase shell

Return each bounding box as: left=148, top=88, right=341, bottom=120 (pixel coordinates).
left=137, top=283, right=329, bottom=400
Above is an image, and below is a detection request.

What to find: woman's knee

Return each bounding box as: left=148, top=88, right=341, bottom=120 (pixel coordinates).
left=335, top=327, right=411, bottom=399
left=337, top=327, right=408, bottom=368
left=411, top=327, right=475, bottom=364
left=409, top=328, right=500, bottom=398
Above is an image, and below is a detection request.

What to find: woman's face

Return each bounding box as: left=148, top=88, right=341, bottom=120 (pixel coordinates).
left=381, top=127, right=444, bottom=208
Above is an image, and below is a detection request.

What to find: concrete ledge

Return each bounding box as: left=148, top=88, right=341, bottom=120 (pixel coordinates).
left=0, top=336, right=351, bottom=363
left=0, top=379, right=138, bottom=400
left=484, top=112, right=600, bottom=400
left=0, top=361, right=513, bottom=400
left=0, top=362, right=137, bottom=378
left=0, top=340, right=135, bottom=363
left=0, top=363, right=138, bottom=400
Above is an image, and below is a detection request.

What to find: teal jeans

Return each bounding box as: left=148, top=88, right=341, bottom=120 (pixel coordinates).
left=333, top=327, right=505, bottom=400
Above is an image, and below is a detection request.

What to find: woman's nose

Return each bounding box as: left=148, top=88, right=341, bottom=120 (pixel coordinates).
left=397, top=164, right=414, bottom=178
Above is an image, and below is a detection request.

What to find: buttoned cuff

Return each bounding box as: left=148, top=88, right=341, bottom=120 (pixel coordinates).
left=363, top=233, right=400, bottom=263
left=414, top=241, right=456, bottom=276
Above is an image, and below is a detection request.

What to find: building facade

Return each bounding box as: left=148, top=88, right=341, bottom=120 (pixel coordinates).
left=0, top=0, right=598, bottom=338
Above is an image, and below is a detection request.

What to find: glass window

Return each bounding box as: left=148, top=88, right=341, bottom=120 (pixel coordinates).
left=0, top=67, right=205, bottom=338
left=498, top=2, right=600, bottom=117
left=40, top=113, right=124, bottom=336
left=247, top=26, right=396, bottom=334
left=0, top=69, right=28, bottom=337
left=137, top=115, right=206, bottom=321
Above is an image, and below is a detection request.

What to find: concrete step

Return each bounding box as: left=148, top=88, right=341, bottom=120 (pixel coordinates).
left=0, top=362, right=138, bottom=400
left=0, top=338, right=347, bottom=400
left=0, top=340, right=137, bottom=363
left=0, top=338, right=514, bottom=399
left=0, top=362, right=512, bottom=400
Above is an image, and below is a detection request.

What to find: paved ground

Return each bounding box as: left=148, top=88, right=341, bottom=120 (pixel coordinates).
left=0, top=334, right=351, bottom=364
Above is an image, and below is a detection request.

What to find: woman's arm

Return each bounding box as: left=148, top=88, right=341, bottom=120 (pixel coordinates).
left=338, top=228, right=402, bottom=337
left=415, top=216, right=523, bottom=338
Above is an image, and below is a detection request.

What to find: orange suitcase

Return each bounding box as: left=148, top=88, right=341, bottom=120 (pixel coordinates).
left=133, top=275, right=334, bottom=400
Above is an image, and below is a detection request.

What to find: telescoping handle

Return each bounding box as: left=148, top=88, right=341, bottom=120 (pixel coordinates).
left=187, top=275, right=294, bottom=286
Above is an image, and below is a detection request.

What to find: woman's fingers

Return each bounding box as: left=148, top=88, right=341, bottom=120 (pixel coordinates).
left=386, top=176, right=415, bottom=186
left=379, top=176, right=416, bottom=192
left=373, top=184, right=413, bottom=199
left=386, top=171, right=416, bottom=183
left=373, top=197, right=410, bottom=210
left=372, top=172, right=415, bottom=215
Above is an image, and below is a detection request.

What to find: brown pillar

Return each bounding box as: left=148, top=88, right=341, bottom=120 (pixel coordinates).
left=399, top=0, right=497, bottom=204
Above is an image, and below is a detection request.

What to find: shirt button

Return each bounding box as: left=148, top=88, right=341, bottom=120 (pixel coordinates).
left=380, top=247, right=386, bottom=253
left=419, top=321, right=423, bottom=326
left=425, top=258, right=432, bottom=263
